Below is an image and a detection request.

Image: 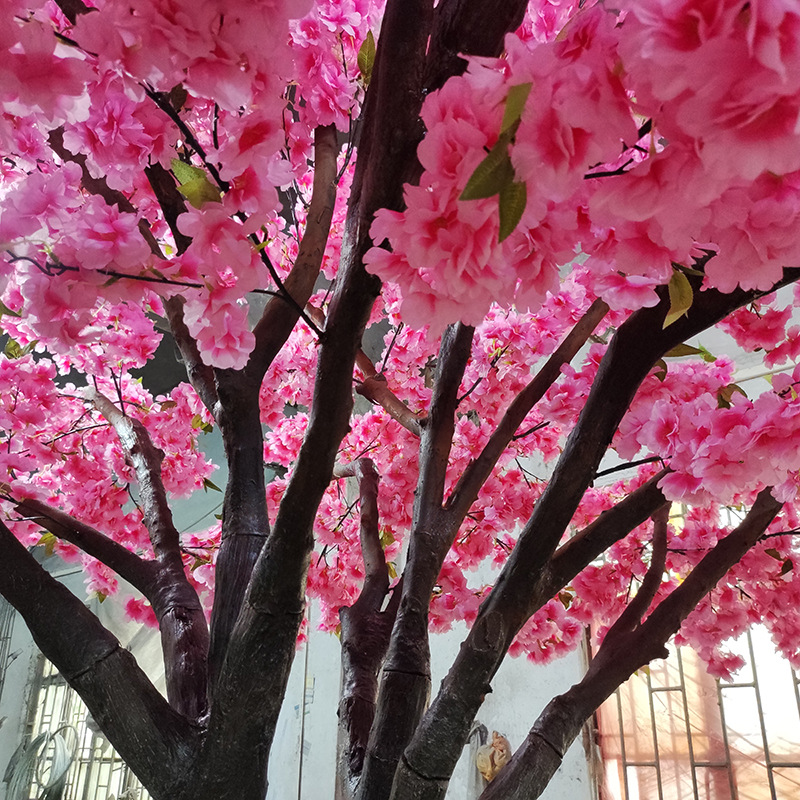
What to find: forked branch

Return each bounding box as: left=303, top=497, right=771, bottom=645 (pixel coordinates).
left=88, top=389, right=209, bottom=719
left=333, top=459, right=400, bottom=781
left=445, top=298, right=609, bottom=523
left=479, top=489, right=782, bottom=800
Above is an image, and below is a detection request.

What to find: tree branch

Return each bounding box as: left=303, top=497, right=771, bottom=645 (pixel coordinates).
left=334, top=459, right=389, bottom=610
left=247, top=125, right=339, bottom=382
left=333, top=460, right=399, bottom=784
left=356, top=374, right=424, bottom=437
left=49, top=129, right=161, bottom=257
left=424, top=0, right=530, bottom=92
left=89, top=389, right=209, bottom=719
left=445, top=299, right=608, bottom=523
left=603, top=504, right=669, bottom=638
left=90, top=390, right=181, bottom=564
left=309, top=304, right=424, bottom=437
left=11, top=497, right=156, bottom=591
left=142, top=164, right=220, bottom=415
left=0, top=519, right=197, bottom=796
left=479, top=489, right=782, bottom=800
left=53, top=0, right=92, bottom=26
left=359, top=322, right=475, bottom=800
left=162, top=297, right=219, bottom=413
left=546, top=471, right=669, bottom=595
left=206, top=371, right=270, bottom=686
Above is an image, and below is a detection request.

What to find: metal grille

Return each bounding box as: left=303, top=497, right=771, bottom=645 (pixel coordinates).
left=0, top=595, right=16, bottom=702
left=597, top=628, right=800, bottom=800
left=24, top=657, right=150, bottom=800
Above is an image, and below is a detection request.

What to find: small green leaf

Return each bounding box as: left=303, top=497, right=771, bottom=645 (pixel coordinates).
left=191, top=414, right=214, bottom=433
left=698, top=344, right=717, bottom=363
left=498, top=180, right=527, bottom=241
left=3, top=338, right=22, bottom=359
left=557, top=590, right=573, bottom=610
left=460, top=138, right=515, bottom=201
left=94, top=591, right=107, bottom=603
left=357, top=31, right=376, bottom=85
left=202, top=477, right=222, bottom=493
left=37, top=532, right=57, bottom=558
left=171, top=158, right=207, bottom=184
left=380, top=528, right=395, bottom=549
left=2, top=337, right=33, bottom=359
left=387, top=561, right=397, bottom=579
left=501, top=82, right=532, bottom=134
left=178, top=177, right=222, bottom=209
left=171, top=158, right=221, bottom=209
left=663, top=270, right=693, bottom=328
left=0, top=300, right=20, bottom=318
left=664, top=343, right=703, bottom=358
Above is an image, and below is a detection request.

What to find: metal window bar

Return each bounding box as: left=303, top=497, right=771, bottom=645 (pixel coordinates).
left=597, top=629, right=800, bottom=800
left=0, top=595, right=16, bottom=704
left=23, top=656, right=150, bottom=800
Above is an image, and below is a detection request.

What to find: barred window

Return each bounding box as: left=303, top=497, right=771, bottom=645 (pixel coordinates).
left=597, top=627, right=800, bottom=800
left=16, top=656, right=150, bottom=800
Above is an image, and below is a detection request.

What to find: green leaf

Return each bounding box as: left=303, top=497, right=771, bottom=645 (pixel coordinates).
left=202, top=477, right=222, bottom=493
left=653, top=359, right=668, bottom=382
left=387, top=561, right=397, bottom=579
left=171, top=158, right=221, bottom=209
left=460, top=138, right=515, bottom=201
left=2, top=337, right=34, bottom=359
left=498, top=180, right=527, bottom=241
left=191, top=414, right=214, bottom=433
left=36, top=532, right=57, bottom=558
left=178, top=177, right=222, bottom=209
left=664, top=343, right=703, bottom=358
left=501, top=82, right=532, bottom=134
left=698, top=344, right=717, bottom=363
left=3, top=338, right=22, bottom=359
left=357, top=30, right=376, bottom=85
left=557, top=590, right=573, bottom=610
left=663, top=270, right=693, bottom=328
left=0, top=300, right=20, bottom=318
left=171, top=158, right=207, bottom=184
left=380, top=528, right=395, bottom=549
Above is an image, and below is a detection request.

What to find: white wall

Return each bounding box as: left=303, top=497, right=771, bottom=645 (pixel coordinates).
left=268, top=604, right=594, bottom=800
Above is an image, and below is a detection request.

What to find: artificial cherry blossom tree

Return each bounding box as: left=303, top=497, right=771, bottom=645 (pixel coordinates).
left=3, top=1, right=800, bottom=799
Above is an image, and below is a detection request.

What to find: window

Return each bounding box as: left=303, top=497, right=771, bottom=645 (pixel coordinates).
left=20, top=656, right=149, bottom=800
left=597, top=628, right=800, bottom=800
